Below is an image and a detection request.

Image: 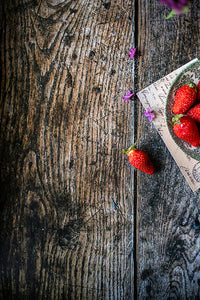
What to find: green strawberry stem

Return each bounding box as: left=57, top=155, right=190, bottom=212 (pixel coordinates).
left=188, top=81, right=197, bottom=92
left=165, top=4, right=189, bottom=20
left=188, top=81, right=195, bottom=87
left=165, top=10, right=176, bottom=20
left=172, top=114, right=184, bottom=126
left=122, top=142, right=137, bottom=155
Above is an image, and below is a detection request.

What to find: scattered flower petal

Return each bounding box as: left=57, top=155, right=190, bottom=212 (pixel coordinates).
left=143, top=108, right=155, bottom=122
left=128, top=48, right=136, bottom=59
left=122, top=90, right=134, bottom=102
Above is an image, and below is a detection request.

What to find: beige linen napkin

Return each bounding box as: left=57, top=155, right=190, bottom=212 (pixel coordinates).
left=137, top=58, right=200, bottom=192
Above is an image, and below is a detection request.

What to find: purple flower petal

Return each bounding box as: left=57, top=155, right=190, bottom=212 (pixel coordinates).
left=148, top=113, right=155, bottom=122
left=143, top=108, right=155, bottom=122
left=128, top=48, right=136, bottom=59
left=159, top=0, right=189, bottom=12
left=143, top=108, right=151, bottom=116
left=122, top=96, right=131, bottom=102
left=122, top=90, right=135, bottom=102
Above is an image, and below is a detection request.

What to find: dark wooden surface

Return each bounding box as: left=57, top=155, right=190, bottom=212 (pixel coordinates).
left=1, top=0, right=200, bottom=299
left=137, top=1, right=200, bottom=299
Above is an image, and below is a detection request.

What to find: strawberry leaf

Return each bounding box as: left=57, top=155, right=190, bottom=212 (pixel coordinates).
left=165, top=10, right=176, bottom=19
left=172, top=114, right=184, bottom=125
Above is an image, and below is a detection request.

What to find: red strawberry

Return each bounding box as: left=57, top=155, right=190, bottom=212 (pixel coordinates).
left=122, top=143, right=155, bottom=175
left=197, top=80, right=200, bottom=100
left=172, top=114, right=200, bottom=147
left=187, top=103, right=200, bottom=123
left=172, top=82, right=197, bottom=114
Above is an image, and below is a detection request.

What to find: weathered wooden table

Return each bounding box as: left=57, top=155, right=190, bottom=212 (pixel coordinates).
left=1, top=0, right=200, bottom=299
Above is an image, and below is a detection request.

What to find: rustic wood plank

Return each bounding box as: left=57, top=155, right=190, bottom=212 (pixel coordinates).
left=0, top=0, right=135, bottom=298
left=137, top=0, right=200, bottom=298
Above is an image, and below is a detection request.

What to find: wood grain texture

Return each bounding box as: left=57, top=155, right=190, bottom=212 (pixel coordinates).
left=0, top=0, right=135, bottom=298
left=137, top=1, right=200, bottom=298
